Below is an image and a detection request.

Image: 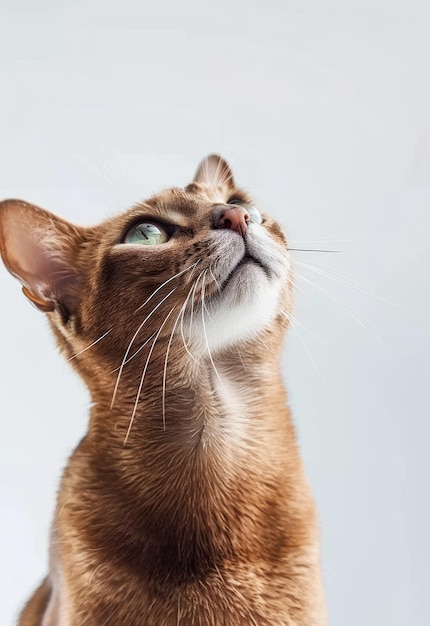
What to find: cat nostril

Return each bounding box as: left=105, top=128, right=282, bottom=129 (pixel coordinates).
left=215, top=206, right=249, bottom=236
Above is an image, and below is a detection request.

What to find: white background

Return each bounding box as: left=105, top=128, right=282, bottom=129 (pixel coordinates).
left=0, top=1, right=429, bottom=624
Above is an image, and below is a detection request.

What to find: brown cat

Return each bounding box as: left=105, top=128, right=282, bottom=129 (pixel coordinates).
left=0, top=156, right=327, bottom=625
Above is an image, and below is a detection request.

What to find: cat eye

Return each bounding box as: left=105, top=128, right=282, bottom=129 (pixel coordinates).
left=246, top=205, right=263, bottom=225
left=124, top=222, right=170, bottom=246
left=227, top=200, right=263, bottom=225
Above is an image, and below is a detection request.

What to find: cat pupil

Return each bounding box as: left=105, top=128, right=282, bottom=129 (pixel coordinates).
left=139, top=224, right=154, bottom=239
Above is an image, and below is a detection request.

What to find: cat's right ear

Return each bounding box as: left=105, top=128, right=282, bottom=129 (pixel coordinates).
left=0, top=199, right=85, bottom=314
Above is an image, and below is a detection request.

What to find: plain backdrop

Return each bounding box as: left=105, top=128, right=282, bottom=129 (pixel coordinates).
left=0, top=1, right=429, bottom=624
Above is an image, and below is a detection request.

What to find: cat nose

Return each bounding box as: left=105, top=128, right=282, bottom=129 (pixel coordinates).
left=214, top=205, right=250, bottom=236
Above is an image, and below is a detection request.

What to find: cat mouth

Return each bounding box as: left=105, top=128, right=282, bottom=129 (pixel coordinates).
left=219, top=254, right=269, bottom=292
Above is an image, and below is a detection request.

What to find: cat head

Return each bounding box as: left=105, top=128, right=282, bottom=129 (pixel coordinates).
left=0, top=156, right=292, bottom=391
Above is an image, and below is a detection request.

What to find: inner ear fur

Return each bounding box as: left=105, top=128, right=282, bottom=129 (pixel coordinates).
left=0, top=199, right=85, bottom=313
left=193, top=154, right=235, bottom=188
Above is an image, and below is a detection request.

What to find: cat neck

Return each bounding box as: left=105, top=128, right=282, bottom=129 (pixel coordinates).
left=71, top=340, right=306, bottom=586
left=81, top=336, right=299, bottom=529
left=86, top=336, right=289, bottom=457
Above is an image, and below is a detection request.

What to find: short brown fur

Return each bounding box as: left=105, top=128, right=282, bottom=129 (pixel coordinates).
left=0, top=156, right=327, bottom=625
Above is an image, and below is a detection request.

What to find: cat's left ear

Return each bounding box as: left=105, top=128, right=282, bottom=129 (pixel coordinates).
left=193, top=154, right=235, bottom=188
left=0, top=199, right=85, bottom=314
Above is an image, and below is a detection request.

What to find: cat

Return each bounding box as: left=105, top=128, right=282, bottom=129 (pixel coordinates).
left=0, top=155, right=327, bottom=625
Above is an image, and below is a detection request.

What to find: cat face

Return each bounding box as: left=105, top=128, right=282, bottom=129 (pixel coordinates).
left=0, top=156, right=292, bottom=378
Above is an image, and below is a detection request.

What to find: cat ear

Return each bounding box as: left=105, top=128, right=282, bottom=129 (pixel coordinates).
left=0, top=199, right=84, bottom=313
left=193, top=154, right=235, bottom=188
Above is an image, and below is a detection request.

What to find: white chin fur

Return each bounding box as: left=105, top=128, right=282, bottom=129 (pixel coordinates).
left=190, top=269, right=283, bottom=354
left=182, top=225, right=289, bottom=354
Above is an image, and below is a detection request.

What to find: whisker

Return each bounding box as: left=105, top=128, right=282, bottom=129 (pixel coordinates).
left=294, top=258, right=412, bottom=311
left=293, top=258, right=358, bottom=280
left=288, top=248, right=340, bottom=253
left=68, top=328, right=113, bottom=361
left=162, top=317, right=181, bottom=431
left=69, top=264, right=198, bottom=372
left=201, top=270, right=223, bottom=386
left=109, top=333, right=155, bottom=373
left=291, top=277, right=314, bottom=304
left=163, top=282, right=201, bottom=429
left=135, top=261, right=200, bottom=313
left=288, top=233, right=390, bottom=245
left=180, top=276, right=202, bottom=364
left=76, top=155, right=138, bottom=203
left=209, top=264, right=221, bottom=291
left=283, top=310, right=326, bottom=382
left=291, top=269, right=388, bottom=347
left=281, top=309, right=340, bottom=356
left=110, top=288, right=177, bottom=410
left=188, top=269, right=204, bottom=337
left=255, top=335, right=276, bottom=356
left=236, top=347, right=248, bottom=372
left=124, top=305, right=177, bottom=445
left=103, top=158, right=146, bottom=200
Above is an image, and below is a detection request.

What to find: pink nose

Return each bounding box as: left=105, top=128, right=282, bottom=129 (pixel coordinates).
left=215, top=206, right=250, bottom=236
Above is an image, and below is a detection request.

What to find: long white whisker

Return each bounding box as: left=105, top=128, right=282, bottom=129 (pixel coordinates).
left=283, top=310, right=326, bottom=382
left=162, top=286, right=198, bottom=429
left=180, top=277, right=202, bottom=364
left=281, top=309, right=340, bottom=356
left=294, top=258, right=412, bottom=311
left=76, top=155, right=138, bottom=203
left=135, top=261, right=200, bottom=313
left=103, top=158, right=146, bottom=200
left=110, top=288, right=176, bottom=410
left=68, top=328, right=113, bottom=361
left=209, top=263, right=221, bottom=291
left=124, top=305, right=176, bottom=445
left=291, top=276, right=314, bottom=303
left=291, top=269, right=388, bottom=347
left=100, top=157, right=143, bottom=202
left=201, top=271, right=223, bottom=386
left=109, top=333, right=156, bottom=373
left=188, top=270, right=204, bottom=337
left=236, top=347, right=248, bottom=372
left=256, top=334, right=275, bottom=356
left=288, top=233, right=390, bottom=245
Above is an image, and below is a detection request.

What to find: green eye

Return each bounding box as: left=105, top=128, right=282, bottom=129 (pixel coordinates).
left=227, top=199, right=263, bottom=225
left=247, top=205, right=263, bottom=225
left=124, top=222, right=170, bottom=246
